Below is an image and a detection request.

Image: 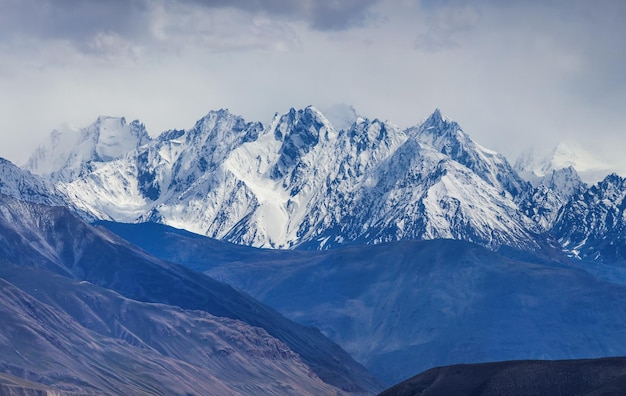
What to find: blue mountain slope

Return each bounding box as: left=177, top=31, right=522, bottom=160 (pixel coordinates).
left=0, top=196, right=382, bottom=394
left=101, top=221, right=626, bottom=386
left=0, top=158, right=62, bottom=205
left=0, top=264, right=345, bottom=395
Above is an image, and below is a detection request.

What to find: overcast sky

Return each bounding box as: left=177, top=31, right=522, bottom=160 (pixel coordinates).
left=1, top=0, right=625, bottom=174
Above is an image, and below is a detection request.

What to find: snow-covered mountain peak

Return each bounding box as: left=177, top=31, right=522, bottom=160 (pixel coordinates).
left=551, top=172, right=626, bottom=262
left=92, top=116, right=150, bottom=162
left=272, top=106, right=334, bottom=138
left=516, top=140, right=612, bottom=183
left=592, top=173, right=626, bottom=198
left=517, top=165, right=585, bottom=231
left=95, top=115, right=125, bottom=126
left=270, top=106, right=336, bottom=181
left=418, top=108, right=455, bottom=132
left=193, top=108, right=235, bottom=128
left=349, top=117, right=398, bottom=145
left=410, top=108, right=470, bottom=156
left=408, top=109, right=528, bottom=198
left=551, top=141, right=578, bottom=169
left=342, top=117, right=406, bottom=167
left=190, top=109, right=259, bottom=142
left=541, top=166, right=584, bottom=196
left=41, top=107, right=551, bottom=252
left=25, top=115, right=150, bottom=182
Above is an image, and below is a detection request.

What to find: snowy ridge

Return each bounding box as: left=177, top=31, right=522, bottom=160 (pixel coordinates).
left=0, top=158, right=62, bottom=206
left=412, top=109, right=529, bottom=198
left=321, top=134, right=540, bottom=250
left=552, top=173, right=626, bottom=263
left=31, top=107, right=549, bottom=251
left=518, top=166, right=585, bottom=231
left=514, top=144, right=626, bottom=260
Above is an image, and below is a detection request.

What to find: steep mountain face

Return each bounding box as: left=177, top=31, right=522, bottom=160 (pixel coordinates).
left=56, top=109, right=264, bottom=226
left=34, top=107, right=547, bottom=252
left=0, top=158, right=62, bottom=206
left=411, top=109, right=528, bottom=199
left=518, top=167, right=586, bottom=231
left=0, top=195, right=382, bottom=394
left=312, top=134, right=540, bottom=251
left=552, top=173, right=626, bottom=264
left=24, top=116, right=150, bottom=182
left=102, top=221, right=626, bottom=386
left=536, top=166, right=585, bottom=199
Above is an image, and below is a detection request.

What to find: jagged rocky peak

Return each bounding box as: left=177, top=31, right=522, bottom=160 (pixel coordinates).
left=422, top=107, right=449, bottom=128
left=270, top=106, right=334, bottom=180
left=584, top=173, right=626, bottom=206
left=551, top=173, right=626, bottom=263
left=411, top=108, right=463, bottom=147
left=517, top=166, right=586, bottom=232
left=185, top=109, right=263, bottom=154
left=409, top=108, right=462, bottom=148
left=194, top=109, right=251, bottom=135
left=331, top=117, right=407, bottom=180
left=413, top=108, right=480, bottom=155
left=273, top=106, right=332, bottom=142
left=597, top=173, right=626, bottom=191
left=91, top=116, right=150, bottom=162
left=137, top=109, right=263, bottom=195
left=409, top=108, right=529, bottom=198
left=347, top=117, right=402, bottom=149
left=539, top=166, right=585, bottom=198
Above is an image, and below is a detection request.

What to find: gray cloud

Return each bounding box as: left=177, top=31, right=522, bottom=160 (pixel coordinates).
left=0, top=0, right=381, bottom=52
left=0, top=0, right=625, bottom=176
left=0, top=0, right=147, bottom=42
left=306, top=0, right=379, bottom=31
left=187, top=0, right=380, bottom=30
left=414, top=3, right=480, bottom=51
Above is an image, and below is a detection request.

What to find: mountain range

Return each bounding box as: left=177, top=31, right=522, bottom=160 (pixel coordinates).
left=1, top=105, right=625, bottom=393
left=21, top=106, right=626, bottom=264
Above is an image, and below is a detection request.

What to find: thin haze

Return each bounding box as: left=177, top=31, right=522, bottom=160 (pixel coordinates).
left=0, top=0, right=625, bottom=174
